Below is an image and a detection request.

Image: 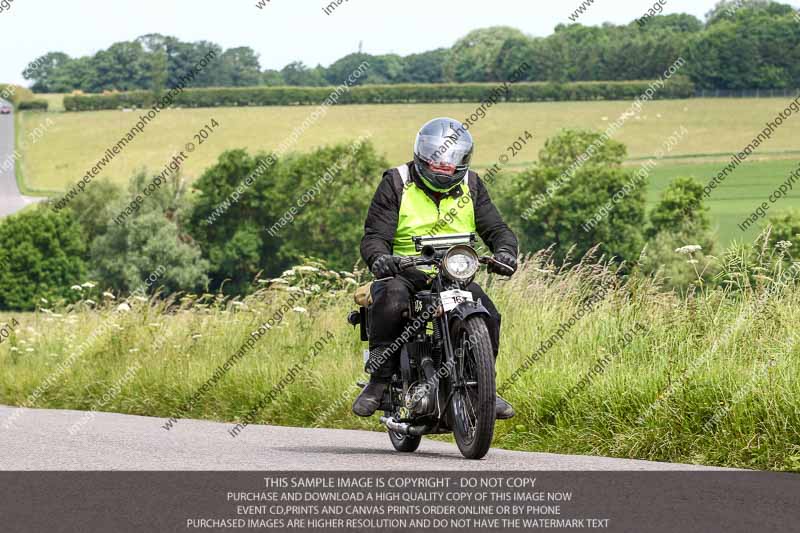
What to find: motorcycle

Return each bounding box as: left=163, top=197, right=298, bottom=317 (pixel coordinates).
left=347, top=232, right=514, bottom=459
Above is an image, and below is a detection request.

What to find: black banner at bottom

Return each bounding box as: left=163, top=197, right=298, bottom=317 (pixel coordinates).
left=1, top=471, right=798, bottom=532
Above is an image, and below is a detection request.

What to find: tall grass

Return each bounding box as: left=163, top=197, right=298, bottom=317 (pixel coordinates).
left=1, top=250, right=799, bottom=471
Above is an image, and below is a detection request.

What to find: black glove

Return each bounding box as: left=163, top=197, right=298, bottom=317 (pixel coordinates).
left=489, top=250, right=518, bottom=276
left=371, top=254, right=401, bottom=279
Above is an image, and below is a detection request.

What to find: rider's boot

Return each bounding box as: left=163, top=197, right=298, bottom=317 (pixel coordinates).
left=496, top=394, right=514, bottom=419
left=352, top=377, right=389, bottom=417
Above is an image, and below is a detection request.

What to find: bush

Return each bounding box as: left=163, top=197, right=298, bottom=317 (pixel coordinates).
left=508, top=130, right=646, bottom=264
left=0, top=207, right=87, bottom=310
left=641, top=176, right=716, bottom=292
left=762, top=209, right=800, bottom=246
left=17, top=99, right=49, bottom=111
left=62, top=78, right=696, bottom=111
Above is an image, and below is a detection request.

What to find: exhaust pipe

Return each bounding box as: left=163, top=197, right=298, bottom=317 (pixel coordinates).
left=380, top=416, right=429, bottom=436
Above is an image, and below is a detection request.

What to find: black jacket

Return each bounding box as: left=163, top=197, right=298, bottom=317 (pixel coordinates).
left=360, top=162, right=518, bottom=268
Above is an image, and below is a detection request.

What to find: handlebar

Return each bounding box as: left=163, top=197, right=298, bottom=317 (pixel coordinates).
left=389, top=254, right=514, bottom=276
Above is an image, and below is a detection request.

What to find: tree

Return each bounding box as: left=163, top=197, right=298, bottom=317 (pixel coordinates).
left=401, top=49, right=448, bottom=83
left=90, top=171, right=208, bottom=295
left=281, top=61, right=327, bottom=86
left=706, top=0, right=793, bottom=26
left=90, top=41, right=152, bottom=92
left=220, top=47, right=262, bottom=87
left=276, top=139, right=388, bottom=270
left=0, top=207, right=87, bottom=310
left=445, top=27, right=527, bottom=82
left=647, top=176, right=711, bottom=238
left=187, top=140, right=388, bottom=293
left=539, top=129, right=626, bottom=169
left=508, top=130, right=645, bottom=263
left=187, top=149, right=285, bottom=294
left=261, top=69, right=284, bottom=86
left=23, top=52, right=72, bottom=93
left=60, top=179, right=124, bottom=249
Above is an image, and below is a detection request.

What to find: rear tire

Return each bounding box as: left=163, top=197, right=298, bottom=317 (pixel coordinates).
left=450, top=316, right=496, bottom=459
left=389, top=430, right=422, bottom=452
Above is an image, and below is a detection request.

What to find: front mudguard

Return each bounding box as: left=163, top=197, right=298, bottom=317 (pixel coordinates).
left=447, top=299, right=491, bottom=328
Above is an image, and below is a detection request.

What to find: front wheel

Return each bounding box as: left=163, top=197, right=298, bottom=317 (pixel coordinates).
left=449, top=316, right=496, bottom=459
left=388, top=430, right=421, bottom=452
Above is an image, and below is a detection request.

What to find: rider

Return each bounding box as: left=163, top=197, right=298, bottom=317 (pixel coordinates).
left=352, top=117, right=519, bottom=420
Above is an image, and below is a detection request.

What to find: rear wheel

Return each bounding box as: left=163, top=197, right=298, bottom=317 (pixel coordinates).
left=388, top=430, right=422, bottom=452
left=449, top=316, right=496, bottom=459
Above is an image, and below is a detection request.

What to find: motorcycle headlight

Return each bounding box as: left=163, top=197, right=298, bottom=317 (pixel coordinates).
left=442, top=245, right=479, bottom=283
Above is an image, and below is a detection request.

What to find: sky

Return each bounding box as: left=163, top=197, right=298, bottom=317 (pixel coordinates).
left=0, top=0, right=767, bottom=86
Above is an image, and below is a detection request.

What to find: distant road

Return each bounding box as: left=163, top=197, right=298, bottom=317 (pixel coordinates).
left=0, top=101, right=44, bottom=217
left=0, top=405, right=731, bottom=471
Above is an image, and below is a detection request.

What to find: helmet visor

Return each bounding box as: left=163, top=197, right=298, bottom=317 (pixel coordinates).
left=415, top=133, right=473, bottom=169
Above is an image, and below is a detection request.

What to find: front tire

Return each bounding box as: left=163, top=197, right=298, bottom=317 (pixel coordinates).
left=389, top=430, right=422, bottom=452
left=450, top=316, right=496, bottom=459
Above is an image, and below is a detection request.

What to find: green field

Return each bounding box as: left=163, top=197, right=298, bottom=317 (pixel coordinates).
left=645, top=158, right=800, bottom=245
left=16, top=98, right=800, bottom=244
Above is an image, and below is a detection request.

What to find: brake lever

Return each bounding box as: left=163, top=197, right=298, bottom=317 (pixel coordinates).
left=480, top=256, right=515, bottom=276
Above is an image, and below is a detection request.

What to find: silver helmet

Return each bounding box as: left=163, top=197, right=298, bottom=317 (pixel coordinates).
left=413, top=117, right=474, bottom=192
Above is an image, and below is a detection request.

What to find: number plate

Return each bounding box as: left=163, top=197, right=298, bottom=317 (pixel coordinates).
left=440, top=289, right=473, bottom=312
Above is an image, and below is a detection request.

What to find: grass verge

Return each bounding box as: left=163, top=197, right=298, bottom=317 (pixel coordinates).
left=1, top=255, right=798, bottom=471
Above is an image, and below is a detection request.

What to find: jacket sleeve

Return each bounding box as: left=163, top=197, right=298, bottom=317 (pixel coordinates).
left=360, top=171, right=401, bottom=268
left=472, top=174, right=519, bottom=255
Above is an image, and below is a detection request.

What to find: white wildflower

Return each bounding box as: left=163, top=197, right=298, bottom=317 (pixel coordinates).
left=40, top=298, right=48, bottom=304
left=10, top=347, right=18, bottom=352
left=192, top=334, right=202, bottom=339
left=295, top=266, right=320, bottom=273
left=81, top=282, right=96, bottom=288
left=117, top=302, right=131, bottom=312
left=776, top=240, right=792, bottom=251
left=270, top=278, right=289, bottom=285
left=103, top=291, right=116, bottom=299
left=129, top=348, right=139, bottom=353
left=70, top=285, right=82, bottom=291
left=84, top=299, right=96, bottom=306
left=675, top=245, right=702, bottom=255
left=292, top=307, right=308, bottom=314
left=25, top=348, right=34, bottom=352
left=133, top=296, right=148, bottom=302
left=344, top=278, right=358, bottom=286
left=281, top=270, right=296, bottom=277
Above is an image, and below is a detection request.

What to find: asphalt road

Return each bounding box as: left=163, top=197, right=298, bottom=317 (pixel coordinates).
left=0, top=405, right=730, bottom=471
left=0, top=101, right=42, bottom=217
